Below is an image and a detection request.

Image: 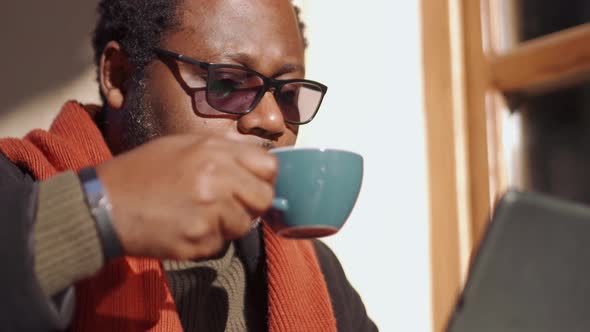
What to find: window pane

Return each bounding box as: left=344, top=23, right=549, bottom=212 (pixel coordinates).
left=519, top=81, right=590, bottom=205
left=517, top=0, right=590, bottom=42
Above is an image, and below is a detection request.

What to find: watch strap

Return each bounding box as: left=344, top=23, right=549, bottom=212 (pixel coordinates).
left=79, top=167, right=123, bottom=261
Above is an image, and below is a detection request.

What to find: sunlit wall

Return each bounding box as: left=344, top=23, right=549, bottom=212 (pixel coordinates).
left=298, top=1, right=432, bottom=331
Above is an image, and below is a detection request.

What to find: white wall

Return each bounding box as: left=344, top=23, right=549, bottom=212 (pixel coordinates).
left=298, top=2, right=432, bottom=331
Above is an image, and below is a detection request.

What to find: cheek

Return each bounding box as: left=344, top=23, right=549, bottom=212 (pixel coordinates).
left=144, top=82, right=242, bottom=137
left=146, top=87, right=196, bottom=134
left=141, top=64, right=224, bottom=136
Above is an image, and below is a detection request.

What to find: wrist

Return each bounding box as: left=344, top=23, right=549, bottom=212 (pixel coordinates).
left=78, top=167, right=124, bottom=261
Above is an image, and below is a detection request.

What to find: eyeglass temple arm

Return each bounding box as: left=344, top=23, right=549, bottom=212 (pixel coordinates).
left=154, top=48, right=208, bottom=70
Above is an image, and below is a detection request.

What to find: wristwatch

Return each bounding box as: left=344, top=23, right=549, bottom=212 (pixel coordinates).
left=79, top=167, right=124, bottom=261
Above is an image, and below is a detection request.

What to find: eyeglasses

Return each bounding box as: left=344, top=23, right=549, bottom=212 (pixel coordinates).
left=154, top=48, right=328, bottom=125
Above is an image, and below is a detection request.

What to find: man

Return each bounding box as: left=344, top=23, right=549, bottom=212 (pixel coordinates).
left=0, top=0, right=377, bottom=331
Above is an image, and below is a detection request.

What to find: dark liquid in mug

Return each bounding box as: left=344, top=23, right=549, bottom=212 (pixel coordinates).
left=278, top=227, right=338, bottom=238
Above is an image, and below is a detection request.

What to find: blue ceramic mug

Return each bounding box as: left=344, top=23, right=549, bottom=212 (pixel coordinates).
left=264, top=147, right=364, bottom=238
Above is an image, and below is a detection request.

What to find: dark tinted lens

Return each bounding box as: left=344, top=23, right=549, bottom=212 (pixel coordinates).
left=207, top=66, right=264, bottom=113
left=277, top=82, right=324, bottom=123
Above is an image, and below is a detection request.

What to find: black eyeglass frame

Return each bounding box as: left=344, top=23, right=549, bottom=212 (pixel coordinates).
left=154, top=47, right=328, bottom=125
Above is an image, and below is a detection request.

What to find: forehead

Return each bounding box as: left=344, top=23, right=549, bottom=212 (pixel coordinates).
left=164, top=0, right=305, bottom=73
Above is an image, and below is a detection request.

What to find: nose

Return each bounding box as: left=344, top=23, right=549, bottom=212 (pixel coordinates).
left=237, top=92, right=286, bottom=140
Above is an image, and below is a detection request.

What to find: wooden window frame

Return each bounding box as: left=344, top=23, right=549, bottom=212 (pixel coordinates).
left=422, top=0, right=590, bottom=330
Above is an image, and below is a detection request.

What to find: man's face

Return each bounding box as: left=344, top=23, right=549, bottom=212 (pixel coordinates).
left=120, top=0, right=306, bottom=150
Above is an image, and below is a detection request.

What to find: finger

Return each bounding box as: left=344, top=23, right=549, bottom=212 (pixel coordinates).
left=197, top=138, right=278, bottom=182
left=218, top=198, right=253, bottom=240
left=181, top=214, right=227, bottom=259
left=177, top=236, right=226, bottom=261
left=222, top=160, right=275, bottom=214
left=231, top=144, right=278, bottom=182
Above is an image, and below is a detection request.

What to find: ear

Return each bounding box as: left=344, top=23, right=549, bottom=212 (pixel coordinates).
left=99, top=41, right=131, bottom=110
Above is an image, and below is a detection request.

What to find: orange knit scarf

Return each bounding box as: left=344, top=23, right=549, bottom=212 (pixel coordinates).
left=0, top=101, right=337, bottom=332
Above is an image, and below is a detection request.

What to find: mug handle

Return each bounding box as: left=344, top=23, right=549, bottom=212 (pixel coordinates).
left=272, top=197, right=289, bottom=211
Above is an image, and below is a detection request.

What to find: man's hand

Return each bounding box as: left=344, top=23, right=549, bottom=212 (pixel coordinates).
left=95, top=135, right=277, bottom=261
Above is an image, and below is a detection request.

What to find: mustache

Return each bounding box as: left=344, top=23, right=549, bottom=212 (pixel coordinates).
left=259, top=140, right=277, bottom=150
left=224, top=132, right=278, bottom=150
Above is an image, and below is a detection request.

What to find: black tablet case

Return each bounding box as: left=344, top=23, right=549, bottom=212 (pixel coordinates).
left=447, top=191, right=590, bottom=332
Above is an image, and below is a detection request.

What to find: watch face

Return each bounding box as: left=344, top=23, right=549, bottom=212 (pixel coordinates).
left=80, top=169, right=121, bottom=260
left=81, top=170, right=112, bottom=213
left=84, top=178, right=105, bottom=206
left=98, top=195, right=112, bottom=210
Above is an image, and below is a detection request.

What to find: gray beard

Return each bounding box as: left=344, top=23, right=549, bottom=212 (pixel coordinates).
left=120, top=76, right=163, bottom=150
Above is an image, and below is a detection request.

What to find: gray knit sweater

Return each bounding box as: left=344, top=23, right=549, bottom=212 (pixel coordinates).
left=35, top=171, right=249, bottom=332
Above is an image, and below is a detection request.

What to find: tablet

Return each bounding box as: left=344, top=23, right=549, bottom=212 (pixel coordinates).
left=447, top=191, right=590, bottom=332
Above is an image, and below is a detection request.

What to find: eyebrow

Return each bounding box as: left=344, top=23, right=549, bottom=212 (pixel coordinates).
left=221, top=51, right=305, bottom=78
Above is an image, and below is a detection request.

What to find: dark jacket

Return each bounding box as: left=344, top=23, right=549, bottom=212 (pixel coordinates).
left=0, top=153, right=74, bottom=331
left=0, top=152, right=377, bottom=332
